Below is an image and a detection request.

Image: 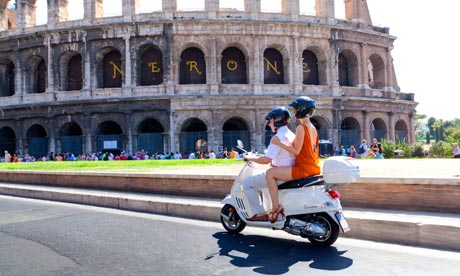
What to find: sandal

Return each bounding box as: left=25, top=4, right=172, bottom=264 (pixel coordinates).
left=246, top=214, right=269, bottom=221
left=269, top=205, right=284, bottom=223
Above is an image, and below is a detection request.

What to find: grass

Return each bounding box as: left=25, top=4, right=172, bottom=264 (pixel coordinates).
left=0, top=159, right=244, bottom=172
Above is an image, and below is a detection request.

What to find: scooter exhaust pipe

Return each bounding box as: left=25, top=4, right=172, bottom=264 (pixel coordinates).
left=301, top=222, right=327, bottom=238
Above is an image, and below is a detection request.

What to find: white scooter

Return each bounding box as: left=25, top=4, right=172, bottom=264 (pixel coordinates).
left=220, top=144, right=360, bottom=247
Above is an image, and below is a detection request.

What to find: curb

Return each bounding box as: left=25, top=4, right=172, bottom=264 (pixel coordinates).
left=1, top=183, right=459, bottom=251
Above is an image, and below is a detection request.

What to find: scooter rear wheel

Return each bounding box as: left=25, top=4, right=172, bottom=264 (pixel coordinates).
left=220, top=204, right=246, bottom=234
left=307, top=213, right=340, bottom=247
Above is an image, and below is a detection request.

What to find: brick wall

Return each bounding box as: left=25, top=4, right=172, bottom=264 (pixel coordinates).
left=0, top=171, right=458, bottom=214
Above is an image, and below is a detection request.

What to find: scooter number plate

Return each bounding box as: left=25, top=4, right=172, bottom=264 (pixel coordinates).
left=335, top=213, right=350, bottom=233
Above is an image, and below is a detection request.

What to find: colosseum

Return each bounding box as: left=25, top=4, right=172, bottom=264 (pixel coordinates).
left=0, top=0, right=417, bottom=158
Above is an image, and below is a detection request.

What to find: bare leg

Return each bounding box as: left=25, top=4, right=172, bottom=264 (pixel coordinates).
left=265, top=167, right=293, bottom=211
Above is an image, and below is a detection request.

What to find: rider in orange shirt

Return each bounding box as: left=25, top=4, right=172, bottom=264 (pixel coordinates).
left=264, top=96, right=320, bottom=222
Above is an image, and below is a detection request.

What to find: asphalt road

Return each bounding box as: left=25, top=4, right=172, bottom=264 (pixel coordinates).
left=1, top=195, right=459, bottom=276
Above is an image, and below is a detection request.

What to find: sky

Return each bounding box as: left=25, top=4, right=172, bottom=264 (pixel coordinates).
left=28, top=0, right=459, bottom=120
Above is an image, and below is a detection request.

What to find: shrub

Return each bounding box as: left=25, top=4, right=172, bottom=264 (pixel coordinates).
left=380, top=139, right=396, bottom=159
left=409, top=142, right=425, bottom=158
left=429, top=141, right=452, bottom=158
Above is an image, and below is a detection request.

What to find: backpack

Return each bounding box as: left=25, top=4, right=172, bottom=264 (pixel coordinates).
left=357, top=144, right=365, bottom=154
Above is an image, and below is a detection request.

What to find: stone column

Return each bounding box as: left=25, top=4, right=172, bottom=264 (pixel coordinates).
left=408, top=113, right=415, bottom=144
left=15, top=120, right=24, bottom=156
left=359, top=42, right=369, bottom=88
left=84, top=0, right=101, bottom=21
left=388, top=112, right=395, bottom=141
left=315, top=0, right=334, bottom=18
left=292, top=35, right=302, bottom=89
left=205, top=0, right=218, bottom=19
left=281, top=0, right=299, bottom=20
left=162, top=0, right=177, bottom=19
left=384, top=47, right=395, bottom=92
left=47, top=0, right=59, bottom=27
left=124, top=111, right=133, bottom=154
left=208, top=34, right=218, bottom=94
left=122, top=0, right=135, bottom=21
left=362, top=111, right=369, bottom=142
left=46, top=35, right=55, bottom=94
left=84, top=113, right=93, bottom=153
left=82, top=34, right=92, bottom=97
left=169, top=111, right=175, bottom=152
left=15, top=50, right=24, bottom=99
left=18, top=0, right=36, bottom=28
left=253, top=35, right=262, bottom=94
left=344, top=0, right=371, bottom=25
left=47, top=118, right=56, bottom=156
left=245, top=0, right=260, bottom=19
left=123, top=33, right=133, bottom=96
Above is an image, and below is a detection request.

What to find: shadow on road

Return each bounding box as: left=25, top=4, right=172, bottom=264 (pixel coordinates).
left=209, top=232, right=353, bottom=274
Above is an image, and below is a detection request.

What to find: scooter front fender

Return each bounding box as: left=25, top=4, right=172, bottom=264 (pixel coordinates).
left=221, top=194, right=232, bottom=205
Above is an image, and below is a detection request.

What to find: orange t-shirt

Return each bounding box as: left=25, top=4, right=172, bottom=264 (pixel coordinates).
left=291, top=124, right=321, bottom=179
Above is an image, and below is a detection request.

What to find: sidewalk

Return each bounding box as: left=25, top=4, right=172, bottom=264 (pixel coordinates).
left=1, top=181, right=459, bottom=251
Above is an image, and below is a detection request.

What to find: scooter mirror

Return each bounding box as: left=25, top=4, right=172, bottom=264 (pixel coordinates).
left=237, top=140, right=244, bottom=149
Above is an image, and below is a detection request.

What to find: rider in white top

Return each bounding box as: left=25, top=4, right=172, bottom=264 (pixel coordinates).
left=243, top=107, right=295, bottom=220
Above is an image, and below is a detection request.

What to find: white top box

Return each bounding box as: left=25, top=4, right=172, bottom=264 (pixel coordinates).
left=322, top=156, right=360, bottom=184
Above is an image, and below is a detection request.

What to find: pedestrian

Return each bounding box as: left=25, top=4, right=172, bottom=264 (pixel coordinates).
left=4, top=150, right=11, bottom=162
left=453, top=143, right=460, bottom=158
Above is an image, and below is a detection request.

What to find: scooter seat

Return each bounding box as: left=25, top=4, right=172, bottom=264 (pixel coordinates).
left=278, top=175, right=324, bottom=190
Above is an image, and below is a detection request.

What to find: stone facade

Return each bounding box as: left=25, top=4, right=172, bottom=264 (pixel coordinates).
left=0, top=0, right=417, bottom=157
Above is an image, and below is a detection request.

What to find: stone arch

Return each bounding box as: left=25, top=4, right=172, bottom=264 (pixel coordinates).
left=95, top=47, right=123, bottom=88
left=338, top=49, right=359, bottom=87
left=179, top=47, right=206, bottom=84
left=370, top=117, right=387, bottom=141
left=96, top=120, right=124, bottom=154
left=340, top=117, right=360, bottom=147
left=311, top=115, right=330, bottom=140
left=304, top=45, right=328, bottom=85
left=136, top=118, right=165, bottom=153
left=221, top=47, right=247, bottom=84
left=179, top=118, right=208, bottom=154
left=0, top=58, right=15, bottom=97
left=368, top=53, right=385, bottom=89
left=27, top=55, right=46, bottom=94
left=222, top=117, right=250, bottom=151
left=263, top=48, right=285, bottom=84
left=395, top=119, right=408, bottom=143
left=60, top=51, right=83, bottom=91
left=302, top=49, right=319, bottom=85
left=138, top=44, right=164, bottom=86
left=59, top=122, right=83, bottom=154
left=0, top=126, right=16, bottom=154
left=26, top=124, right=48, bottom=158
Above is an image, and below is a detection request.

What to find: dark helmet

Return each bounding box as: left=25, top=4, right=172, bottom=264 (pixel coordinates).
left=288, top=96, right=316, bottom=118
left=265, top=107, right=291, bottom=128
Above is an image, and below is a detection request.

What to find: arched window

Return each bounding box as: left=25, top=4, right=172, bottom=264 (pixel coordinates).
left=26, top=124, right=48, bottom=158
left=137, top=118, right=165, bottom=153
left=0, top=59, right=15, bottom=97
left=338, top=50, right=359, bottom=87
left=97, top=121, right=123, bottom=154
left=302, top=50, right=319, bottom=85
left=221, top=47, right=247, bottom=84
left=223, top=118, right=250, bottom=151
left=180, top=48, right=206, bottom=84
left=140, top=47, right=163, bottom=86
left=103, top=50, right=122, bottom=88
left=59, top=122, right=83, bottom=154
left=179, top=118, right=208, bottom=153
left=67, top=54, right=83, bottom=91
left=35, top=59, right=46, bottom=93
left=263, top=48, right=284, bottom=84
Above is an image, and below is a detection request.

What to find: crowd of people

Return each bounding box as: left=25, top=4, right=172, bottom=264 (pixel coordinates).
left=333, top=138, right=383, bottom=159
left=0, top=148, right=246, bottom=163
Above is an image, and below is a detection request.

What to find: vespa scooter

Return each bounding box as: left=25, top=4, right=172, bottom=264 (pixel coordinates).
left=220, top=143, right=360, bottom=247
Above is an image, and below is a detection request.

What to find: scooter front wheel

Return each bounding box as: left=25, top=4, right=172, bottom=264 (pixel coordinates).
left=220, top=204, right=246, bottom=234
